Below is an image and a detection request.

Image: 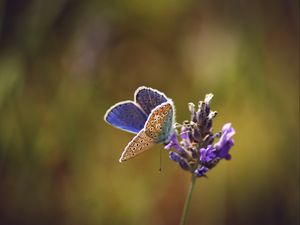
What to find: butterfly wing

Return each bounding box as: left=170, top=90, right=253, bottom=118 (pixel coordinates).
left=118, top=101, right=175, bottom=163
left=144, top=101, right=174, bottom=143
left=104, top=101, right=147, bottom=134
left=119, top=129, right=155, bottom=162
left=134, top=86, right=168, bottom=115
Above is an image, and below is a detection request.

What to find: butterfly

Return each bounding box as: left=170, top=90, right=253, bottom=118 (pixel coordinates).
left=104, top=86, right=175, bottom=162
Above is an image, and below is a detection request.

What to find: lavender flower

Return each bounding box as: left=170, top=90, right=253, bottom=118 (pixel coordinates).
left=165, top=94, right=235, bottom=177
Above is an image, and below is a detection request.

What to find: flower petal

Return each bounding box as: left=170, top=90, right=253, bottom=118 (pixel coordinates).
left=194, top=166, right=209, bottom=177
left=215, top=123, right=235, bottom=160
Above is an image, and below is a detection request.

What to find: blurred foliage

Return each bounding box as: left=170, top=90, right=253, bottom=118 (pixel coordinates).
left=0, top=0, right=299, bottom=225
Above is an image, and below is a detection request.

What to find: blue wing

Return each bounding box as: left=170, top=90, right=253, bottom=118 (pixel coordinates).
left=104, top=101, right=148, bottom=133
left=134, top=86, right=168, bottom=115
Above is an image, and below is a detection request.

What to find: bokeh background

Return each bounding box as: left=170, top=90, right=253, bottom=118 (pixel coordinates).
left=0, top=0, right=299, bottom=225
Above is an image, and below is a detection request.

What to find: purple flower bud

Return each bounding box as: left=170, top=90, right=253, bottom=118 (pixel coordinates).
left=205, top=104, right=210, bottom=116
left=203, top=133, right=214, bottom=145
left=180, top=126, right=190, bottom=141
left=169, top=152, right=190, bottom=170
left=204, top=93, right=214, bottom=104
left=205, top=119, right=212, bottom=131
left=191, top=147, right=198, bottom=158
left=188, top=103, right=197, bottom=123
left=194, top=166, right=209, bottom=177
left=191, top=126, right=201, bottom=141
left=208, top=111, right=217, bottom=119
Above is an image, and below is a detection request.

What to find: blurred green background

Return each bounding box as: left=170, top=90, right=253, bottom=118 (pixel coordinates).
left=0, top=0, right=299, bottom=225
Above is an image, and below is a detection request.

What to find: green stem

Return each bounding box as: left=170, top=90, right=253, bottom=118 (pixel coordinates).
left=179, top=173, right=197, bottom=225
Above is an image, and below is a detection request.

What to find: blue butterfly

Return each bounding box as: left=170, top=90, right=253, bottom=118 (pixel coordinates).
left=104, top=86, right=175, bottom=162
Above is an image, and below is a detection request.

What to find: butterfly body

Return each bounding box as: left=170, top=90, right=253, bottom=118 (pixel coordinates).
left=104, top=87, right=175, bottom=162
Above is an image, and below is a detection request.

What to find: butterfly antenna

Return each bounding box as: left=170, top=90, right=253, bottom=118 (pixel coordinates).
left=159, top=147, right=163, bottom=173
